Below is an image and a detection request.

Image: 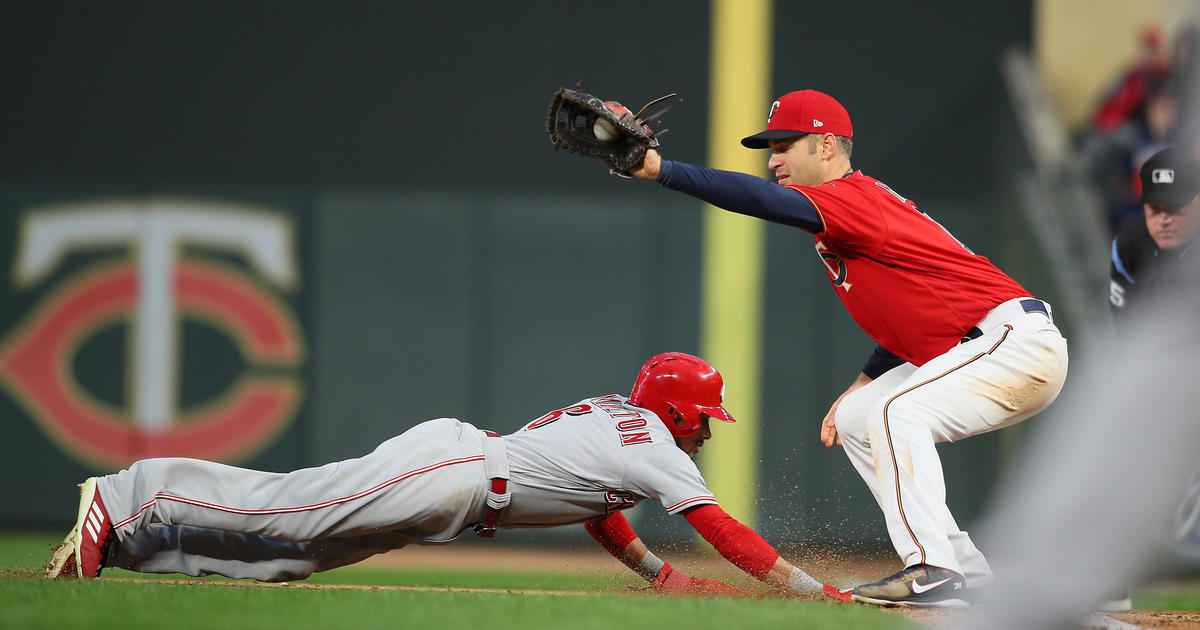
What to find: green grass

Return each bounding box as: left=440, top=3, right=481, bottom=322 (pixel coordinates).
left=11, top=529, right=1200, bottom=629
left=1135, top=588, right=1200, bottom=611
left=8, top=527, right=1200, bottom=629
left=301, top=566, right=625, bottom=590
left=2, top=530, right=61, bottom=573
left=9, top=528, right=1200, bottom=624
left=1, top=579, right=911, bottom=630
left=0, top=530, right=913, bottom=630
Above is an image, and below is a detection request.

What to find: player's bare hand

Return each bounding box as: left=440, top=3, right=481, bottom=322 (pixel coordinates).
left=632, top=149, right=662, bottom=180
left=820, top=405, right=842, bottom=448
left=821, top=372, right=874, bottom=447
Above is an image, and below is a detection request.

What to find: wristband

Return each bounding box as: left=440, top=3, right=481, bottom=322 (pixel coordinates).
left=636, top=550, right=666, bottom=582
left=787, top=566, right=822, bottom=596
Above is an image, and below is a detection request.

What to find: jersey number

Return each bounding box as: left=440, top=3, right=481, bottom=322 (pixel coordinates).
left=1110, top=280, right=1126, bottom=308
left=524, top=403, right=592, bottom=430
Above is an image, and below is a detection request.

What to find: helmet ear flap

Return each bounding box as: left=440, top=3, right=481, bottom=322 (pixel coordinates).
left=667, top=405, right=685, bottom=427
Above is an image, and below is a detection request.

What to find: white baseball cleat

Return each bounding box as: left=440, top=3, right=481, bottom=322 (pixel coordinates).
left=45, top=478, right=114, bottom=579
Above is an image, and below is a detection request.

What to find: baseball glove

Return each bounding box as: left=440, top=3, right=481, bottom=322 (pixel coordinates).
left=546, top=87, right=680, bottom=177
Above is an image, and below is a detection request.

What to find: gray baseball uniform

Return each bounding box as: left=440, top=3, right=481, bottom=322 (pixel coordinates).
left=100, top=394, right=715, bottom=580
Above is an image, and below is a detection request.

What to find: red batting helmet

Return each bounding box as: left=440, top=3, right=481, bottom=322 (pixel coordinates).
left=629, top=352, right=736, bottom=438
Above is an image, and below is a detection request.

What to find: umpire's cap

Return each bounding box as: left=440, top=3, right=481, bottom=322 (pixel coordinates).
left=1141, top=147, right=1200, bottom=206
left=741, top=90, right=853, bottom=148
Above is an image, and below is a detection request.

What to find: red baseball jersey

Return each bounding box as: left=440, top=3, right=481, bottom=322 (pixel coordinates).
left=791, top=171, right=1029, bottom=366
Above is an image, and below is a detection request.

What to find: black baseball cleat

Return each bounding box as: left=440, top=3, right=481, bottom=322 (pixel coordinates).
left=851, top=564, right=968, bottom=607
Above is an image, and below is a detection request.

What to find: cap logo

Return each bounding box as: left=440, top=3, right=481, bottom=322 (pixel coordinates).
left=767, top=101, right=780, bottom=121
left=1153, top=168, right=1175, bottom=184
left=812, top=119, right=824, bottom=128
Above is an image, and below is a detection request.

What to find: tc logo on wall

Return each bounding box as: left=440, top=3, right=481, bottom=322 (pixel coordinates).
left=0, top=199, right=306, bottom=469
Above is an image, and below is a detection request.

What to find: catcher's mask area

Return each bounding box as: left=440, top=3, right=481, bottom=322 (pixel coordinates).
left=546, top=87, right=680, bottom=177
left=629, top=352, right=736, bottom=438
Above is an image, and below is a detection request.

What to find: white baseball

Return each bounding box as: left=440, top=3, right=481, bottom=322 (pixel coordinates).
left=593, top=118, right=618, bottom=142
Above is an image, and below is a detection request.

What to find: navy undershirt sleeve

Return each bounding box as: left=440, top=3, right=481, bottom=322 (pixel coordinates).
left=862, top=345, right=905, bottom=379
left=656, top=160, right=823, bottom=233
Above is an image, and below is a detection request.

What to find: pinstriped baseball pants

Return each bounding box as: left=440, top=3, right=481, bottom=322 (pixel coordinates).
left=834, top=308, right=1068, bottom=586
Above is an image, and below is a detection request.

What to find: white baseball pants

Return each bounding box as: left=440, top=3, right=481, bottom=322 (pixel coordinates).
left=98, top=418, right=493, bottom=580
left=834, top=298, right=1068, bottom=586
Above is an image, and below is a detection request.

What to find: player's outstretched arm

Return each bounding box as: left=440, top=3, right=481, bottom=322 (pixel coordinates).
left=682, top=504, right=849, bottom=600
left=584, top=511, right=745, bottom=596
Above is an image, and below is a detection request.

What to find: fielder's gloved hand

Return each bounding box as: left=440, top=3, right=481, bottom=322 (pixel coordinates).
left=546, top=87, right=680, bottom=178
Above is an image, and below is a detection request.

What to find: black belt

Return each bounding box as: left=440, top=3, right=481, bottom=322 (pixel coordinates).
left=960, top=299, right=1049, bottom=344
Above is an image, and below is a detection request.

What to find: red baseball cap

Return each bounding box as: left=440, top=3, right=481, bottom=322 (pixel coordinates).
left=740, top=89, right=853, bottom=148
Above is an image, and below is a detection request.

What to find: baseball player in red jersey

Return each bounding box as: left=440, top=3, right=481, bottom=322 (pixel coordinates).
left=46, top=352, right=849, bottom=602
left=628, top=90, right=1069, bottom=607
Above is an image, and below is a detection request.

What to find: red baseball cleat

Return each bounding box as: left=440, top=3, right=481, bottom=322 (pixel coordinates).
left=45, top=478, right=114, bottom=579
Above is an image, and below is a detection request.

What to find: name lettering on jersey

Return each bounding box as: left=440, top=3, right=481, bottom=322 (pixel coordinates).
left=620, top=431, right=651, bottom=446
left=523, top=403, right=592, bottom=431
left=590, top=394, right=655, bottom=447
left=616, top=418, right=647, bottom=431
left=815, top=240, right=852, bottom=291
left=605, top=490, right=637, bottom=510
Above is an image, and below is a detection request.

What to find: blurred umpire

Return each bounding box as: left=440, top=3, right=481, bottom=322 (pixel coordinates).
left=1110, top=147, right=1200, bottom=334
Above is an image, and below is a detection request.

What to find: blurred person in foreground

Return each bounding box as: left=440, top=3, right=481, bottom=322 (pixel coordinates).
left=45, top=352, right=847, bottom=601
left=962, top=157, right=1200, bottom=629
left=1101, top=146, right=1200, bottom=613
